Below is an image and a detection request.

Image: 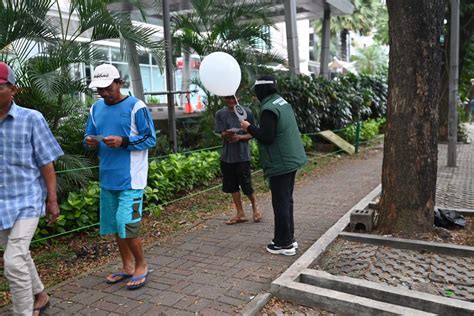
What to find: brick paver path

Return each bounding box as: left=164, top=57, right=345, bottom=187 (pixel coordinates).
left=35, top=149, right=383, bottom=315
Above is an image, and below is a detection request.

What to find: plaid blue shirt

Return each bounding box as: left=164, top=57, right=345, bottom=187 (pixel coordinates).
left=0, top=103, right=63, bottom=230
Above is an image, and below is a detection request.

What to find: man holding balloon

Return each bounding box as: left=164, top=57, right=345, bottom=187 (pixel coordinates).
left=240, top=76, right=307, bottom=256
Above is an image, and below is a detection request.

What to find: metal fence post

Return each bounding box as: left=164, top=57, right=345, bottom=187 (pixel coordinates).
left=355, top=120, right=361, bottom=153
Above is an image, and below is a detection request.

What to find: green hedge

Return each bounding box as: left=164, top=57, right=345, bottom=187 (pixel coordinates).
left=35, top=150, right=220, bottom=239
left=339, top=118, right=386, bottom=143
left=276, top=73, right=387, bottom=133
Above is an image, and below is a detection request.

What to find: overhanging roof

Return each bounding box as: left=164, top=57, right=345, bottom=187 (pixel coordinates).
left=139, top=0, right=353, bottom=24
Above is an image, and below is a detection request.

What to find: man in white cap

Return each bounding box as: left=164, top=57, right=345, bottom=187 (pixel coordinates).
left=84, top=64, right=156, bottom=290
left=0, top=62, right=63, bottom=315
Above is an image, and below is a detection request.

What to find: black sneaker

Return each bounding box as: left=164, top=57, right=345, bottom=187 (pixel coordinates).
left=266, top=243, right=296, bottom=256
left=271, top=240, right=298, bottom=249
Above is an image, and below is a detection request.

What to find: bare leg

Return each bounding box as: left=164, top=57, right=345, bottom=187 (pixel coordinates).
left=111, top=235, right=135, bottom=278
left=33, top=291, right=49, bottom=311
left=127, top=237, right=147, bottom=276
left=247, top=193, right=262, bottom=221
left=125, top=237, right=148, bottom=287
left=231, top=192, right=245, bottom=218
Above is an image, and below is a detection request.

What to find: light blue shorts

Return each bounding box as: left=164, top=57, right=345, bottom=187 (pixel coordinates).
left=100, top=189, right=144, bottom=239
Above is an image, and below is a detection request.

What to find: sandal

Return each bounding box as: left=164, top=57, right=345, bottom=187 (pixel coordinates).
left=126, top=272, right=148, bottom=290
left=253, top=212, right=262, bottom=223
left=225, top=217, right=248, bottom=225
left=106, top=272, right=133, bottom=284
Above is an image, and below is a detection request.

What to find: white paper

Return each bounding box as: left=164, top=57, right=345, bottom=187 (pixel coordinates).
left=89, top=135, right=104, bottom=142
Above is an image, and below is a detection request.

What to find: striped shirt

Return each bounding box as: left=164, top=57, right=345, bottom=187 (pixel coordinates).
left=0, top=103, right=64, bottom=230
left=85, top=96, right=156, bottom=190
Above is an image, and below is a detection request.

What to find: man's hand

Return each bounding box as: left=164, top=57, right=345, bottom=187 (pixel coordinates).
left=221, top=131, right=235, bottom=141
left=45, top=200, right=60, bottom=224
left=240, top=120, right=251, bottom=131
left=229, top=134, right=242, bottom=143
left=85, top=136, right=99, bottom=149
left=103, top=136, right=123, bottom=148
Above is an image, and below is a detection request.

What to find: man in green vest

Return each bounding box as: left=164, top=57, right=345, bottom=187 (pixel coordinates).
left=240, top=75, right=307, bottom=256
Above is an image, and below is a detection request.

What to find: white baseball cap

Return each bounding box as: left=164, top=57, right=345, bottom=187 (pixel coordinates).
left=89, top=64, right=120, bottom=88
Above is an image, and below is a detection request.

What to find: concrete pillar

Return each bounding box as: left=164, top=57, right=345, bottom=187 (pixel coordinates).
left=284, top=0, right=300, bottom=75
left=319, top=4, right=331, bottom=79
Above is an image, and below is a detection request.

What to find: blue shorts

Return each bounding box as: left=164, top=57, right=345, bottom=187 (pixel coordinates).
left=100, top=189, right=144, bottom=239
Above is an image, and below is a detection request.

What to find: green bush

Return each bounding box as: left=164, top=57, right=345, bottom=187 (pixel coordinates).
left=35, top=151, right=221, bottom=239
left=301, top=134, right=314, bottom=151
left=36, top=181, right=100, bottom=238
left=275, top=73, right=387, bottom=134
left=339, top=118, right=386, bottom=143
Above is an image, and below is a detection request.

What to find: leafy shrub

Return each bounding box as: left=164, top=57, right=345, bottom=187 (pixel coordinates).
left=339, top=118, right=386, bottom=143
left=275, top=73, right=387, bottom=134
left=301, top=134, right=314, bottom=151
left=36, top=181, right=100, bottom=238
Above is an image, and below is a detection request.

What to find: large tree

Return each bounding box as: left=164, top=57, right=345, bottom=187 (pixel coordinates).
left=378, top=0, right=444, bottom=234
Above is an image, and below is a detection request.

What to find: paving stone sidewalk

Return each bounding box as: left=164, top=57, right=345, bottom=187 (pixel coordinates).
left=7, top=149, right=384, bottom=315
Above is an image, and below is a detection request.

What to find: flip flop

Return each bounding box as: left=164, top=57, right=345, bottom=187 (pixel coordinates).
left=106, top=272, right=133, bottom=284
left=253, top=212, right=262, bottom=223
left=126, top=272, right=148, bottom=290
left=225, top=217, right=248, bottom=225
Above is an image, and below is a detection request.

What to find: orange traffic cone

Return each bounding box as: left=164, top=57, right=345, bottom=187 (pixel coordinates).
left=196, top=95, right=204, bottom=111
left=184, top=100, right=193, bottom=114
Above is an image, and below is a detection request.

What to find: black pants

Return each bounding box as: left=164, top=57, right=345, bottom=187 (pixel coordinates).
left=269, top=171, right=296, bottom=247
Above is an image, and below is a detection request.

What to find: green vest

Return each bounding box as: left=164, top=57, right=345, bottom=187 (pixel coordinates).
left=258, top=94, right=307, bottom=177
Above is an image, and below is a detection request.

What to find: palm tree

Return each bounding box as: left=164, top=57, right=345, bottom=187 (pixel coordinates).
left=171, top=0, right=284, bottom=92
left=313, top=0, right=380, bottom=61
left=0, top=0, right=162, bottom=194
left=169, top=0, right=285, bottom=149
left=352, top=44, right=388, bottom=75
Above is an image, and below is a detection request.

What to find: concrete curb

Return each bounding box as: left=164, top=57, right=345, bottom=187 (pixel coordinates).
left=437, top=207, right=474, bottom=216
left=339, top=232, right=474, bottom=257
left=238, top=293, right=272, bottom=316
left=300, top=269, right=474, bottom=315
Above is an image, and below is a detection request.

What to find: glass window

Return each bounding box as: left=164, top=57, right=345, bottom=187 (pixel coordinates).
left=138, top=52, right=150, bottom=65
left=113, top=63, right=131, bottom=94
left=140, top=65, right=152, bottom=93
left=111, top=47, right=124, bottom=62
left=95, top=46, right=109, bottom=62
left=151, top=67, right=165, bottom=102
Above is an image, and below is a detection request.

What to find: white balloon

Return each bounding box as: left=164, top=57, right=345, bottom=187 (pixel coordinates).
left=199, top=52, right=241, bottom=96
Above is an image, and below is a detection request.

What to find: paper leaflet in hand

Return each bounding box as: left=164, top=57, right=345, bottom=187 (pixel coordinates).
left=89, top=135, right=104, bottom=142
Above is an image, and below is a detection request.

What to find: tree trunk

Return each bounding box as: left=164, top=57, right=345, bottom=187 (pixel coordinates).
left=125, top=40, right=145, bottom=101
left=378, top=0, right=444, bottom=234
left=340, top=29, right=349, bottom=62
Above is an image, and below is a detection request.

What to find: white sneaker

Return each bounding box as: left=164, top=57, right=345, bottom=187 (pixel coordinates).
left=271, top=241, right=298, bottom=249
left=266, top=244, right=296, bottom=256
